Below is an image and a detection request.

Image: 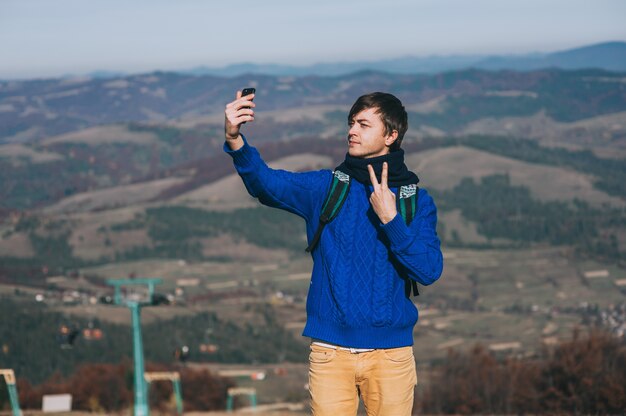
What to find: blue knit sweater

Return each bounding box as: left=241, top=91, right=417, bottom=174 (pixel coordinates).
left=225, top=136, right=443, bottom=349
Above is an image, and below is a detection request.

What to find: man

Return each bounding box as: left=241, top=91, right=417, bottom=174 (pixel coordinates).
left=224, top=90, right=443, bottom=415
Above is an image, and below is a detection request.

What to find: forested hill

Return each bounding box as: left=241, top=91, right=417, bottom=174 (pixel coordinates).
left=1, top=68, right=625, bottom=143
left=1, top=65, right=625, bottom=283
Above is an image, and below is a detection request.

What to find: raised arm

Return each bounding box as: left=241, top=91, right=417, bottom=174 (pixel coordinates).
left=223, top=90, right=329, bottom=222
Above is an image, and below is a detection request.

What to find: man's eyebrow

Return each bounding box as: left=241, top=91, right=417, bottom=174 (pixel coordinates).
left=354, top=117, right=371, bottom=123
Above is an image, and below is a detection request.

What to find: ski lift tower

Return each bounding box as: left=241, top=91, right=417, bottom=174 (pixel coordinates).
left=106, top=278, right=163, bottom=416
left=0, top=369, right=21, bottom=416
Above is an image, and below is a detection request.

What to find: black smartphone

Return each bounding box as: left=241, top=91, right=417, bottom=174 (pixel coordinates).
left=242, top=87, right=255, bottom=99
left=241, top=88, right=255, bottom=124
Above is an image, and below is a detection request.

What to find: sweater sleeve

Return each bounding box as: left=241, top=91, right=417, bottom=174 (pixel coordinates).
left=223, top=135, right=328, bottom=222
left=380, top=189, right=443, bottom=285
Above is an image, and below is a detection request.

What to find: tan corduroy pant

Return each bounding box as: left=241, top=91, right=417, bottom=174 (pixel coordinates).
left=308, top=343, right=417, bottom=416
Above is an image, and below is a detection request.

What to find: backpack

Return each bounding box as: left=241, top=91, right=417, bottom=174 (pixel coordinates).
left=305, top=170, right=421, bottom=297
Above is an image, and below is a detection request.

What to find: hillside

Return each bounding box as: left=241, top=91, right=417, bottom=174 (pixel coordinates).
left=2, top=68, right=625, bottom=145
left=409, top=146, right=623, bottom=206
left=1, top=132, right=624, bottom=286
left=1, top=67, right=625, bottom=392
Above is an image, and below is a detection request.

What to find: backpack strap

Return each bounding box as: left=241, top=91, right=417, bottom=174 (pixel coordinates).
left=305, top=170, right=351, bottom=253
left=398, top=184, right=421, bottom=297
left=397, top=184, right=418, bottom=224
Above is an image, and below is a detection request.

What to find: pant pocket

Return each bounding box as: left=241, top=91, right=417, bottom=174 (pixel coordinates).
left=382, top=346, right=414, bottom=363
left=309, top=344, right=337, bottom=364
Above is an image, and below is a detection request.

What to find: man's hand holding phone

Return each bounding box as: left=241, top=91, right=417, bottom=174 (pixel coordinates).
left=224, top=88, right=255, bottom=151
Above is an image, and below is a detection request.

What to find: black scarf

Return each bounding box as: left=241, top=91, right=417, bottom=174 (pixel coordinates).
left=334, top=149, right=419, bottom=187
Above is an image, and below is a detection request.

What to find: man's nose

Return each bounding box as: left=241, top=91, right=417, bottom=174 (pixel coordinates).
left=348, top=124, right=358, bottom=136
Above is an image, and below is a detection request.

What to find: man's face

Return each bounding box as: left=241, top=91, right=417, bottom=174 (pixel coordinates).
left=347, top=107, right=396, bottom=159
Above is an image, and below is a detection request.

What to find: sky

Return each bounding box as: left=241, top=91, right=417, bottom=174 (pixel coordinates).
left=1, top=0, right=625, bottom=79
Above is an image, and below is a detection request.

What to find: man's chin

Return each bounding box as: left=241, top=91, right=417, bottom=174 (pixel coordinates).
left=348, top=148, right=363, bottom=158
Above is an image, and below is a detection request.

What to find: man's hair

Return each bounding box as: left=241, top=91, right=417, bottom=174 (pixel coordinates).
left=348, top=92, right=408, bottom=151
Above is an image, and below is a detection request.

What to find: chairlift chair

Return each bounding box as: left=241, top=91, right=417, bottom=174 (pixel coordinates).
left=57, top=323, right=80, bottom=349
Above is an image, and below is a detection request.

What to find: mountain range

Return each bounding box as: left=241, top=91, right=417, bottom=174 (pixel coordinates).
left=133, top=41, right=626, bottom=78
left=2, top=66, right=625, bottom=145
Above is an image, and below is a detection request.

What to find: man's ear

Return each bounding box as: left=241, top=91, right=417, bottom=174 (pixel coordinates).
left=385, top=130, right=399, bottom=147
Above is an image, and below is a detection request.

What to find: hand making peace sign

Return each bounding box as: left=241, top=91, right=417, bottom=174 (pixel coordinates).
left=367, top=162, right=398, bottom=224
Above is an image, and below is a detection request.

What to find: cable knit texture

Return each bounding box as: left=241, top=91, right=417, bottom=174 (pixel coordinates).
left=225, top=136, right=443, bottom=349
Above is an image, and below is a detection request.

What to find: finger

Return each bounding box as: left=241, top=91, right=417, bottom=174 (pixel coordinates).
left=367, top=164, right=379, bottom=187
left=226, top=93, right=254, bottom=111
left=235, top=113, right=254, bottom=123
left=234, top=115, right=254, bottom=124
left=232, top=98, right=256, bottom=111
left=230, top=114, right=254, bottom=126
left=228, top=116, right=253, bottom=129
left=226, top=100, right=255, bottom=114
left=226, top=107, right=254, bottom=123
left=381, top=162, right=389, bottom=190
left=234, top=108, right=255, bottom=118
